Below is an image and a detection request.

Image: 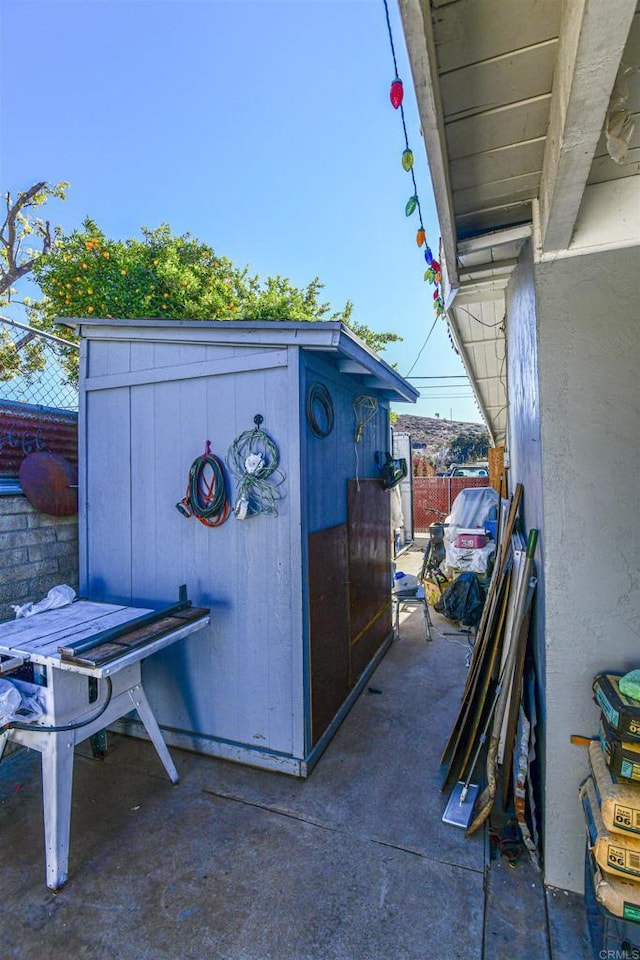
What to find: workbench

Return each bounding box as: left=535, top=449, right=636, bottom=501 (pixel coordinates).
left=0, top=598, right=210, bottom=890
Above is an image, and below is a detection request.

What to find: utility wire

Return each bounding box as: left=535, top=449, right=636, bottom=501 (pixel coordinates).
left=404, top=315, right=438, bottom=378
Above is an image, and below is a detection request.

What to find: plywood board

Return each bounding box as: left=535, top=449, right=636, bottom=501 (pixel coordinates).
left=347, top=478, right=392, bottom=684
left=308, top=524, right=350, bottom=746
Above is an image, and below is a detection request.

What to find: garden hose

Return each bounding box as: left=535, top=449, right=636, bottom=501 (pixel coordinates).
left=176, top=442, right=230, bottom=528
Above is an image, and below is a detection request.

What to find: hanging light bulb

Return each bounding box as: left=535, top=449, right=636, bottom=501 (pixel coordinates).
left=390, top=78, right=404, bottom=109
left=424, top=268, right=434, bottom=283
left=431, top=259, right=440, bottom=273
left=416, top=228, right=425, bottom=247
left=424, top=246, right=433, bottom=265
left=402, top=148, right=414, bottom=171
left=405, top=195, right=418, bottom=216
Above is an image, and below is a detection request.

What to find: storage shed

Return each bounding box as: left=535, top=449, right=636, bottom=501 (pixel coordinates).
left=76, top=319, right=418, bottom=775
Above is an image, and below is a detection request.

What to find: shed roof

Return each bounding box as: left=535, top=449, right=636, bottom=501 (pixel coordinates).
left=399, top=0, right=640, bottom=443
left=71, top=317, right=419, bottom=404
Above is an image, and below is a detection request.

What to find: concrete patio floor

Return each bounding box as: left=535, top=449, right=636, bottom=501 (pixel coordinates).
left=0, top=541, right=591, bottom=959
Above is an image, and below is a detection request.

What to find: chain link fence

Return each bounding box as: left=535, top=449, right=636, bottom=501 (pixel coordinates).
left=0, top=317, right=78, bottom=411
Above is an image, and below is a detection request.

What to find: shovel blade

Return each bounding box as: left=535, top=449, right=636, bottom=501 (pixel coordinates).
left=442, top=780, right=480, bottom=828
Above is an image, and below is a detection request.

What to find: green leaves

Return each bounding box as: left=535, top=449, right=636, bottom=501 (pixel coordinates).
left=25, top=217, right=401, bottom=385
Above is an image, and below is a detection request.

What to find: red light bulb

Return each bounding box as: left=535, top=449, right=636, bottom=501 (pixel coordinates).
left=390, top=79, right=404, bottom=109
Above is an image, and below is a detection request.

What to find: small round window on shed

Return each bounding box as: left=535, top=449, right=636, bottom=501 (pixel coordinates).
left=306, top=382, right=335, bottom=438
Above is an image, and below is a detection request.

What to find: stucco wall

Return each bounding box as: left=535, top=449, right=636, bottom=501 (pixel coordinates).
left=505, top=239, right=547, bottom=861
left=0, top=495, right=78, bottom=622
left=536, top=244, right=640, bottom=892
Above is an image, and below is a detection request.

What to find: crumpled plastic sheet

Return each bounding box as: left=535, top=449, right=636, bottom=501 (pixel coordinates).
left=445, top=486, right=500, bottom=534
left=0, top=677, right=44, bottom=725
left=12, top=584, right=76, bottom=619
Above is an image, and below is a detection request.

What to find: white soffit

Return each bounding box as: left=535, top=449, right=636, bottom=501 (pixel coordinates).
left=399, top=0, right=639, bottom=444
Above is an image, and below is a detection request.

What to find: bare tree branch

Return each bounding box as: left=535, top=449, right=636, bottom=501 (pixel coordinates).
left=0, top=182, right=52, bottom=297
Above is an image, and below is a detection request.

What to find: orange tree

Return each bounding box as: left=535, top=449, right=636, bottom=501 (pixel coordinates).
left=31, top=219, right=400, bottom=383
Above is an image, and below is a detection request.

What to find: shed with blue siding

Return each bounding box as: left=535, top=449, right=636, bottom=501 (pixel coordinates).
left=75, top=319, right=418, bottom=775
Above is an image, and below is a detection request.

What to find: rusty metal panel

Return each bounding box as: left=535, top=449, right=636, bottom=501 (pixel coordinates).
left=0, top=401, right=78, bottom=477
left=308, top=523, right=350, bottom=747
left=347, top=478, right=391, bottom=684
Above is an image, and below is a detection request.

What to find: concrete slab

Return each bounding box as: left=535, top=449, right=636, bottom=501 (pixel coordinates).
left=189, top=623, right=485, bottom=873
left=0, top=735, right=484, bottom=960
left=0, top=538, right=589, bottom=959
left=484, top=855, right=550, bottom=960
left=546, top=886, right=592, bottom=960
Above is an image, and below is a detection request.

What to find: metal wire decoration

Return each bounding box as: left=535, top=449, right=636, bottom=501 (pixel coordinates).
left=226, top=414, right=285, bottom=519
left=352, top=394, right=378, bottom=489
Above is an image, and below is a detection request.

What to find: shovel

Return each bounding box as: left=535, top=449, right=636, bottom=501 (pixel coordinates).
left=442, top=624, right=518, bottom=828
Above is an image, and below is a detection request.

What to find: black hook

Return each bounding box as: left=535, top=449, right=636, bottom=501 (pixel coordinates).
left=253, top=414, right=264, bottom=428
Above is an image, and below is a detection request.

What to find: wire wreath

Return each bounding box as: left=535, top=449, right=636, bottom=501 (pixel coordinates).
left=226, top=415, right=285, bottom=519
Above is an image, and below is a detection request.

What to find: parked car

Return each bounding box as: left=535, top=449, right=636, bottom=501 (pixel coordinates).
left=446, top=463, right=489, bottom=477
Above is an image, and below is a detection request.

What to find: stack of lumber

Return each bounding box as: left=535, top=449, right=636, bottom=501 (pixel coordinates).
left=440, top=482, right=539, bottom=837
left=580, top=675, right=640, bottom=954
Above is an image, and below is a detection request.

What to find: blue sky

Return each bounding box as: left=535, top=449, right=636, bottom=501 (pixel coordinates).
left=0, top=0, right=480, bottom=423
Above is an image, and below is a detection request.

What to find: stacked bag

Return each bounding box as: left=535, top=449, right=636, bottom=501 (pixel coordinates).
left=580, top=671, right=640, bottom=957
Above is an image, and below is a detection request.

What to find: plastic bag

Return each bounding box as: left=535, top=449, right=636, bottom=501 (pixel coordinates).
left=434, top=573, right=486, bottom=626
left=12, top=584, right=76, bottom=619
left=392, top=572, right=419, bottom=595
left=0, top=679, right=22, bottom=724
left=0, top=678, right=44, bottom=725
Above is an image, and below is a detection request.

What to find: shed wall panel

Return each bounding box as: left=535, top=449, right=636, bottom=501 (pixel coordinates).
left=302, top=353, right=391, bottom=533
left=83, top=338, right=301, bottom=757
left=79, top=321, right=408, bottom=774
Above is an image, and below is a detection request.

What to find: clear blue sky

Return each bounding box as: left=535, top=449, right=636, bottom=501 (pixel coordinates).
left=0, top=0, right=480, bottom=423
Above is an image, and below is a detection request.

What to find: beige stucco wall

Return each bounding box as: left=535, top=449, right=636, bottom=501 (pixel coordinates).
left=507, top=242, right=640, bottom=892
left=535, top=244, right=640, bottom=892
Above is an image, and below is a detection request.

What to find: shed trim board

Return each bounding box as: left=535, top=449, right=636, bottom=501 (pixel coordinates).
left=83, top=350, right=290, bottom=392
left=77, top=319, right=416, bottom=776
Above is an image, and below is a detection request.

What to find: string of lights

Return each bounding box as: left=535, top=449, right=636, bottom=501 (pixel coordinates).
left=382, top=0, right=444, bottom=321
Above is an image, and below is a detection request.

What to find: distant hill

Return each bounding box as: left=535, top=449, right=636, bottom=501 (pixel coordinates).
left=393, top=414, right=489, bottom=451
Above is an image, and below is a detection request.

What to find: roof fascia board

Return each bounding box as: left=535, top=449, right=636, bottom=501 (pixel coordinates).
left=398, top=0, right=459, bottom=289
left=335, top=328, right=420, bottom=402
left=71, top=318, right=419, bottom=404
left=538, top=0, right=637, bottom=253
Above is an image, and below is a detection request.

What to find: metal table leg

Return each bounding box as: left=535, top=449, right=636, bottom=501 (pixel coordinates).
left=128, top=684, right=179, bottom=784
left=41, top=733, right=75, bottom=890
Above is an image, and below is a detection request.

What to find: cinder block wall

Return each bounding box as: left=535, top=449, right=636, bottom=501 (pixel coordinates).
left=0, top=496, right=79, bottom=622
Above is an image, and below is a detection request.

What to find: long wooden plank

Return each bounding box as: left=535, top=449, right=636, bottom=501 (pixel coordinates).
left=440, top=485, right=522, bottom=769
left=59, top=607, right=210, bottom=668
left=448, top=566, right=514, bottom=791
left=500, top=600, right=535, bottom=809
